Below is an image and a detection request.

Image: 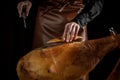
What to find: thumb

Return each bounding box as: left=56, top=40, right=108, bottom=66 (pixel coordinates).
left=26, top=2, right=32, bottom=16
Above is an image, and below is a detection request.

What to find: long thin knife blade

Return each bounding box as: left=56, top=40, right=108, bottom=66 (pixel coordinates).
left=22, top=12, right=27, bottom=28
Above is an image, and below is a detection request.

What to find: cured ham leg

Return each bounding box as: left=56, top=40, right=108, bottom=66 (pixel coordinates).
left=16, top=34, right=120, bottom=80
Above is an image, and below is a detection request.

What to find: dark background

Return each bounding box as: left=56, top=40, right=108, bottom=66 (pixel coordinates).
left=2, top=0, right=120, bottom=80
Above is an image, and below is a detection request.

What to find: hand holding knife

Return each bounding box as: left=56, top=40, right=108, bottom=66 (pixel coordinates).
left=22, top=6, right=27, bottom=28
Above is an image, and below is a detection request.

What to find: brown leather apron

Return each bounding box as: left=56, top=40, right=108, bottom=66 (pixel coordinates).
left=32, top=0, right=85, bottom=49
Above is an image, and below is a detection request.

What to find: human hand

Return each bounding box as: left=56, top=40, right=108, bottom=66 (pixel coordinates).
left=17, top=1, right=32, bottom=17
left=62, top=22, right=81, bottom=42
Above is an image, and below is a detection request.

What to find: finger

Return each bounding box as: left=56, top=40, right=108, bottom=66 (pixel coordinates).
left=74, top=24, right=80, bottom=40
left=62, top=23, right=70, bottom=41
left=17, top=2, right=25, bottom=17
left=69, top=24, right=76, bottom=42
left=17, top=3, right=22, bottom=17
left=26, top=2, right=32, bottom=16
left=66, top=23, right=74, bottom=42
left=66, top=32, right=71, bottom=42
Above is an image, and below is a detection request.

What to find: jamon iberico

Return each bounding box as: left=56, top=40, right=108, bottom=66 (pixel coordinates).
left=16, top=34, right=120, bottom=80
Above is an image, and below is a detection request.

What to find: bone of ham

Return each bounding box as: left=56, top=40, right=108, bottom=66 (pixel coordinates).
left=16, top=34, right=120, bottom=80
